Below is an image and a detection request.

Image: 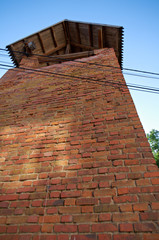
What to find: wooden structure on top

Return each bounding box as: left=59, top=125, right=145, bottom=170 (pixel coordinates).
left=6, top=20, right=124, bottom=68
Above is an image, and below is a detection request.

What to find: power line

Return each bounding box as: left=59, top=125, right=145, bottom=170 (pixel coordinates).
left=123, top=67, right=159, bottom=76
left=1, top=47, right=159, bottom=77
left=1, top=57, right=159, bottom=83
left=0, top=53, right=10, bottom=58
left=123, top=72, right=159, bottom=80
left=0, top=60, right=13, bottom=65
left=1, top=62, right=159, bottom=92
left=1, top=63, right=159, bottom=95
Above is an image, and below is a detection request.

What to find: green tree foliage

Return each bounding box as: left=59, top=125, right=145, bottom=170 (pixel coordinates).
left=147, top=129, right=159, bottom=167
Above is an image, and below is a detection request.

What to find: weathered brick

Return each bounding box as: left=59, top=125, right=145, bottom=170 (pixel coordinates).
left=113, top=213, right=139, bottom=222
left=59, top=206, right=81, bottom=214
left=61, top=215, right=72, bottom=223
left=33, top=235, right=56, bottom=240
left=7, top=226, right=18, bottom=233
left=119, top=223, right=133, bottom=232
left=57, top=235, right=69, bottom=240
left=0, top=216, right=6, bottom=224
left=73, top=214, right=98, bottom=223
left=27, top=216, right=38, bottom=223
left=92, top=223, right=117, bottom=232
left=64, top=199, right=76, bottom=206
left=76, top=198, right=97, bottom=205
left=71, top=235, right=97, bottom=240
left=95, top=204, right=119, bottom=213
left=98, top=234, right=111, bottom=240
left=19, top=225, right=41, bottom=233
left=120, top=204, right=133, bottom=212
left=6, top=216, right=27, bottom=224
left=113, top=195, right=138, bottom=203
left=0, top=202, right=9, bottom=208
left=61, top=191, right=81, bottom=198
left=41, top=224, right=53, bottom=233
left=138, top=194, right=155, bottom=202
left=99, top=213, right=111, bottom=221
left=100, top=197, right=112, bottom=204
left=46, top=207, right=58, bottom=214
left=54, top=224, right=77, bottom=233
left=133, top=203, right=148, bottom=211
left=0, top=226, right=6, bottom=233
left=94, top=189, right=116, bottom=197
left=82, top=206, right=93, bottom=213
left=0, top=194, right=18, bottom=201
left=151, top=178, right=159, bottom=185
left=113, top=234, right=142, bottom=240
left=140, top=212, right=159, bottom=221
left=151, top=202, right=159, bottom=210
left=134, top=223, right=157, bottom=232
left=39, top=215, right=60, bottom=223
left=143, top=234, right=159, bottom=240
left=78, top=224, right=90, bottom=232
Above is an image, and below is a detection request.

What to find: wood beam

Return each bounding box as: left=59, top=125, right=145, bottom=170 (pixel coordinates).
left=63, top=21, right=71, bottom=53
left=76, top=22, right=82, bottom=52
left=70, top=41, right=95, bottom=51
left=98, top=29, right=103, bottom=49
left=38, top=51, right=94, bottom=63
left=43, top=43, right=66, bottom=56
left=65, top=43, right=71, bottom=54
left=62, top=21, right=68, bottom=44
left=102, top=26, right=106, bottom=48
left=50, top=26, right=59, bottom=56
left=37, top=33, right=45, bottom=53
left=50, top=27, right=57, bottom=48
left=89, top=24, right=93, bottom=47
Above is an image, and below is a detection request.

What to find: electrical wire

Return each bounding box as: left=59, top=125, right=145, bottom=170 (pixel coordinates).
left=1, top=49, right=159, bottom=95
left=0, top=53, right=10, bottom=58
left=1, top=47, right=159, bottom=77
left=123, top=72, right=159, bottom=80
left=1, top=62, right=159, bottom=93
left=1, top=49, right=159, bottom=87
left=1, top=63, right=159, bottom=95
left=0, top=60, right=13, bottom=65
left=1, top=57, right=159, bottom=83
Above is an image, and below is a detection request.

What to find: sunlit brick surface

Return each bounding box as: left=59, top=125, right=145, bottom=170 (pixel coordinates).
left=0, top=49, right=158, bottom=240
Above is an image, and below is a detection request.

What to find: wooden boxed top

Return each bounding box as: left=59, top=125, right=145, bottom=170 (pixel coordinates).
left=6, top=20, right=124, bottom=68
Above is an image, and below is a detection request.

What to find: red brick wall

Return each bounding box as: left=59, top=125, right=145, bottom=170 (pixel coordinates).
left=0, top=48, right=158, bottom=240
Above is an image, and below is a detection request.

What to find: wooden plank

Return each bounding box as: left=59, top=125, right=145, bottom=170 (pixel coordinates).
left=63, top=21, right=72, bottom=53
left=63, top=21, right=70, bottom=43
left=78, top=24, right=90, bottom=46
left=38, top=50, right=94, bottom=63
left=98, top=29, right=103, bottom=48
left=89, top=24, right=93, bottom=47
left=65, top=43, right=71, bottom=54
left=70, top=41, right=95, bottom=50
left=102, top=26, right=105, bottom=47
left=37, top=33, right=45, bottom=53
left=43, top=43, right=66, bottom=56
left=62, top=21, right=67, bottom=43
left=50, top=27, right=58, bottom=55
left=76, top=22, right=82, bottom=52
left=50, top=27, right=57, bottom=47
left=76, top=22, right=81, bottom=43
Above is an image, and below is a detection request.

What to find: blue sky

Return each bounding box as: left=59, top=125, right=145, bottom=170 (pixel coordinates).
left=0, top=0, right=159, bottom=133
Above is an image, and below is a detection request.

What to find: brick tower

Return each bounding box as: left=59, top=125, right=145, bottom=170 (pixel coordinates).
left=0, top=20, right=158, bottom=240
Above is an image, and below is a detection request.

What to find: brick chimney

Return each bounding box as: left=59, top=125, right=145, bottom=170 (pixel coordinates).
left=0, top=21, right=159, bottom=240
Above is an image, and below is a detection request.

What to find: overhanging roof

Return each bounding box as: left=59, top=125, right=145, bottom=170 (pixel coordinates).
left=6, top=20, right=124, bottom=68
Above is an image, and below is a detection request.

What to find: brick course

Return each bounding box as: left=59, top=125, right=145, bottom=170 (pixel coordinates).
left=0, top=48, right=158, bottom=239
